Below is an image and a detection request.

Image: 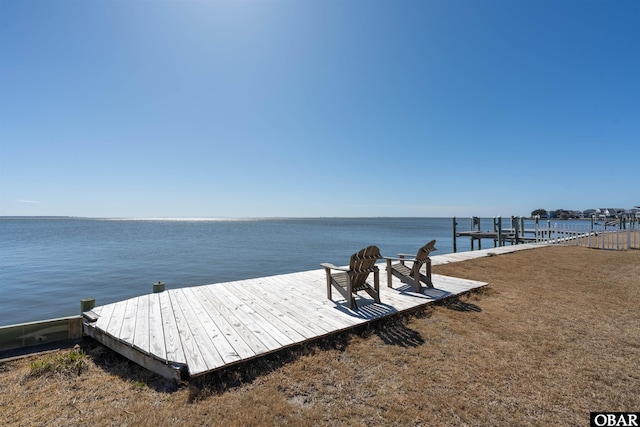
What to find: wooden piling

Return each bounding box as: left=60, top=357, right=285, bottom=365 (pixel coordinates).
left=452, top=217, right=457, bottom=253
left=80, top=298, right=95, bottom=313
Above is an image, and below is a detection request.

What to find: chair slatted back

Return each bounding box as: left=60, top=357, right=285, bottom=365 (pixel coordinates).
left=349, top=245, right=382, bottom=287
left=411, top=240, right=437, bottom=275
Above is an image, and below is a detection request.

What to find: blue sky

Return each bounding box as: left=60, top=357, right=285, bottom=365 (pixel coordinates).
left=1, top=0, right=638, bottom=218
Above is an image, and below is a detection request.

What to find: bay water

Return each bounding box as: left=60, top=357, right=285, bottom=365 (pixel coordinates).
left=1, top=216, right=545, bottom=326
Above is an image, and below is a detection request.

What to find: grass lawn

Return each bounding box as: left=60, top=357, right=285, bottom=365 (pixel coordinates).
left=1, top=246, right=638, bottom=426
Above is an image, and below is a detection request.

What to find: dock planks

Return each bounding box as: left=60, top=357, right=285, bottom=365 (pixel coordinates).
left=84, top=246, right=543, bottom=380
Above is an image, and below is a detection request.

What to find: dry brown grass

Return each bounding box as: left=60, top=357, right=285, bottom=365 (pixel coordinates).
left=1, top=246, right=639, bottom=426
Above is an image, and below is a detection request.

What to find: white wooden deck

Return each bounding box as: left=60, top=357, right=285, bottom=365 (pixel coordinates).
left=83, top=244, right=544, bottom=380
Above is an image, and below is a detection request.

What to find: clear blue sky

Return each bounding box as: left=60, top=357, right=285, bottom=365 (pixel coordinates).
left=1, top=0, right=638, bottom=218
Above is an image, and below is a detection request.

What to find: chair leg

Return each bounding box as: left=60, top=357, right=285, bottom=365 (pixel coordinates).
left=323, top=268, right=332, bottom=300
left=346, top=274, right=355, bottom=309
left=412, top=267, right=422, bottom=292
left=426, top=258, right=433, bottom=287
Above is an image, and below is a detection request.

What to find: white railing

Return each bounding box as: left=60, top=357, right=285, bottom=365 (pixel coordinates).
left=534, top=221, right=640, bottom=250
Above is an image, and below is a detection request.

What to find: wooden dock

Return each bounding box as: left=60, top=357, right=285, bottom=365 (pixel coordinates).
left=82, top=244, right=543, bottom=381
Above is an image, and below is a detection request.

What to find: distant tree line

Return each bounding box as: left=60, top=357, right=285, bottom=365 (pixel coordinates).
left=530, top=209, right=582, bottom=220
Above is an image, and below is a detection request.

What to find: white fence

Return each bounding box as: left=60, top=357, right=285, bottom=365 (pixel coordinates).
left=534, top=222, right=640, bottom=250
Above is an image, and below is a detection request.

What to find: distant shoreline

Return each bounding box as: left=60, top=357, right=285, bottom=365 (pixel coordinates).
left=2, top=215, right=494, bottom=221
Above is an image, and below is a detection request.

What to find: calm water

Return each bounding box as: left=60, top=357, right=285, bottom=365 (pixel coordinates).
left=0, top=216, right=550, bottom=326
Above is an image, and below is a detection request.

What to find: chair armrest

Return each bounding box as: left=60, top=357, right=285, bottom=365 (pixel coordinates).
left=320, top=263, right=350, bottom=272
left=384, top=256, right=418, bottom=262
